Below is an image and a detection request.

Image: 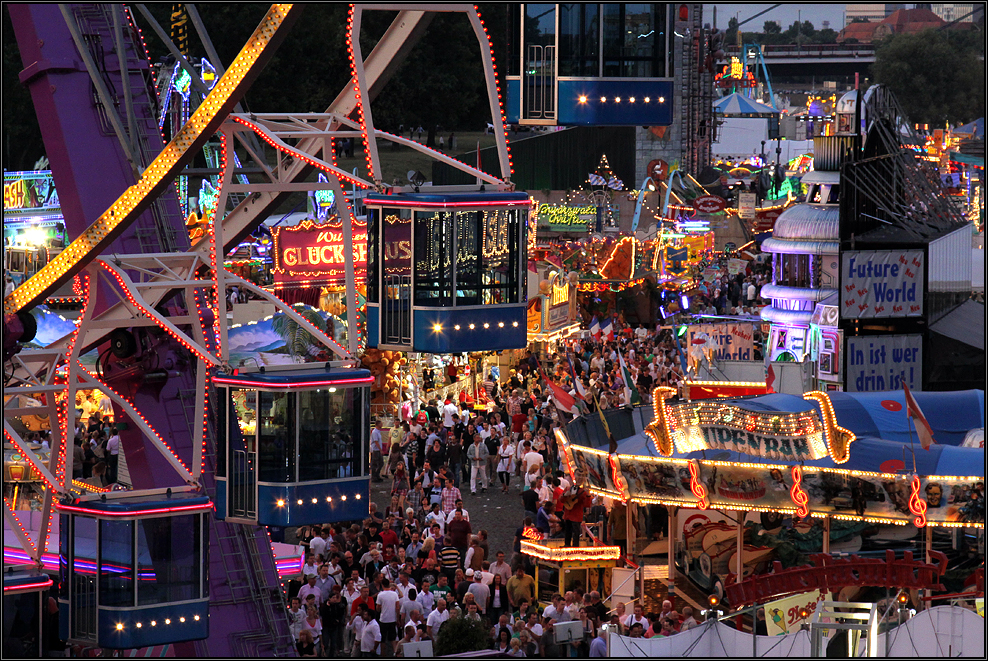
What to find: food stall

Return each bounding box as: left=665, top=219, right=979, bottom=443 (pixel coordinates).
left=520, top=532, right=622, bottom=608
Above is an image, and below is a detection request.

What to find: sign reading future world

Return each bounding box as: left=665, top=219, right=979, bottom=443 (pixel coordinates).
left=840, top=250, right=925, bottom=319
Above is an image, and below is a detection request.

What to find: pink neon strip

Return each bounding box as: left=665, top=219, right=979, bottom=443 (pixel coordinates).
left=364, top=199, right=530, bottom=209
left=212, top=376, right=373, bottom=389
left=54, top=503, right=213, bottom=517
left=3, top=579, right=52, bottom=593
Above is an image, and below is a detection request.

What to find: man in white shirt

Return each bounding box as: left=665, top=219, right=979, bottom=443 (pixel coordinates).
left=360, top=608, right=382, bottom=655
left=347, top=606, right=367, bottom=656
left=443, top=398, right=458, bottom=430
left=327, top=554, right=345, bottom=586
left=444, top=504, right=469, bottom=524
left=309, top=528, right=328, bottom=561
left=624, top=602, right=648, bottom=629
left=375, top=579, right=401, bottom=655
left=521, top=443, right=544, bottom=486
left=370, top=420, right=384, bottom=482
left=416, top=579, right=435, bottom=616
left=426, top=598, right=449, bottom=638
left=105, top=428, right=121, bottom=483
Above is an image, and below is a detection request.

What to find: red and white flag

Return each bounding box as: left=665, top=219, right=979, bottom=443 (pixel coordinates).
left=541, top=369, right=579, bottom=415
left=903, top=384, right=936, bottom=450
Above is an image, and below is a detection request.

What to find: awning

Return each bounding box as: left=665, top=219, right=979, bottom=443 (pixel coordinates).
left=948, top=151, right=984, bottom=168
left=712, top=92, right=779, bottom=118
left=930, top=300, right=985, bottom=350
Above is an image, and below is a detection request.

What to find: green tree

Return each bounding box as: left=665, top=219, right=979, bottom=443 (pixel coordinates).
left=873, top=29, right=986, bottom=126
left=2, top=9, right=44, bottom=170
left=434, top=614, right=492, bottom=655
left=763, top=20, right=782, bottom=34
left=726, top=16, right=739, bottom=45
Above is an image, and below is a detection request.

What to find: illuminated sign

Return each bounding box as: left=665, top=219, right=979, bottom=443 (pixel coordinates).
left=692, top=194, right=727, bottom=214
left=538, top=204, right=596, bottom=231
left=3, top=171, right=60, bottom=213
left=520, top=540, right=621, bottom=563
left=653, top=398, right=832, bottom=462
left=272, top=218, right=367, bottom=287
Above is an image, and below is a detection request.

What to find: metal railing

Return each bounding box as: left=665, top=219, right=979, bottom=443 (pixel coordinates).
left=726, top=43, right=877, bottom=58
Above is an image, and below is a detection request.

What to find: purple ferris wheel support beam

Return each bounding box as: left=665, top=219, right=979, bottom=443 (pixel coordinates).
left=7, top=5, right=297, bottom=655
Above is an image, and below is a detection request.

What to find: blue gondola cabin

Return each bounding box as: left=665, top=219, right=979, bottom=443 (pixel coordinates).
left=56, top=491, right=211, bottom=649
left=364, top=192, right=530, bottom=353
left=213, top=366, right=372, bottom=526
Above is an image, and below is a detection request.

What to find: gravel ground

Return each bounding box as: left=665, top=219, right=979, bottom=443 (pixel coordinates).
left=370, top=473, right=528, bottom=560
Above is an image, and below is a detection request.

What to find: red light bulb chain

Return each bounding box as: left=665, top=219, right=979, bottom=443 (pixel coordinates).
left=346, top=5, right=376, bottom=182
left=474, top=6, right=514, bottom=176
left=75, top=361, right=192, bottom=474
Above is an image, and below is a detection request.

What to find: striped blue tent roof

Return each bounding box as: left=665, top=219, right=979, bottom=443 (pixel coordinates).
left=713, top=92, right=779, bottom=118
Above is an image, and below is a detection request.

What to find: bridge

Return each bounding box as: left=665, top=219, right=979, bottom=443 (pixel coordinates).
left=726, top=43, right=876, bottom=79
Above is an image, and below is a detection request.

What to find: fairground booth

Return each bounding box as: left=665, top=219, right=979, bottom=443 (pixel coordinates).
left=556, top=387, right=985, bottom=614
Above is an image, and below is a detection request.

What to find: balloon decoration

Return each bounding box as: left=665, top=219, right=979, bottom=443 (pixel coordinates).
left=360, top=348, right=408, bottom=407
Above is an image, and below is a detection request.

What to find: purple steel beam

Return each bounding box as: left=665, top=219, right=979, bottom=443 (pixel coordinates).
left=8, top=4, right=296, bottom=655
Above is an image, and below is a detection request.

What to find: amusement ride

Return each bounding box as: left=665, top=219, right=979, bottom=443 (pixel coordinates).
left=3, top=4, right=528, bottom=656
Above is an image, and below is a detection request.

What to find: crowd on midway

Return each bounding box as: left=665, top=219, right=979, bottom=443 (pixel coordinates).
left=282, top=301, right=751, bottom=656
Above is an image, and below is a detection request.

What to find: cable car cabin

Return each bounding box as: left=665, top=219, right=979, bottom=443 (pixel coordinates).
left=519, top=536, right=621, bottom=609
left=56, top=492, right=211, bottom=649
left=213, top=367, right=371, bottom=527
left=364, top=192, right=530, bottom=353
left=3, top=567, right=52, bottom=657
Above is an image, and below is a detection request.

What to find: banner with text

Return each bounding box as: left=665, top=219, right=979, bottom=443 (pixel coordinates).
left=272, top=217, right=368, bottom=289
left=845, top=334, right=922, bottom=392
left=841, top=250, right=924, bottom=319
left=687, top=322, right=758, bottom=361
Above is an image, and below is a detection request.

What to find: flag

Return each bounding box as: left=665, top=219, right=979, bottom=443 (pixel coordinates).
left=541, top=368, right=579, bottom=415
left=607, top=176, right=624, bottom=190
left=765, top=364, right=775, bottom=394
left=601, top=318, right=614, bottom=342
left=567, top=353, right=588, bottom=401
left=590, top=316, right=601, bottom=341
left=617, top=350, right=641, bottom=406
left=589, top=173, right=606, bottom=186
left=903, top=384, right=936, bottom=450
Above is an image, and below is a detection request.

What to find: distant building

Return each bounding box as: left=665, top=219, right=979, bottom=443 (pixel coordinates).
left=844, top=3, right=906, bottom=27
left=837, top=6, right=976, bottom=43
left=930, top=3, right=980, bottom=22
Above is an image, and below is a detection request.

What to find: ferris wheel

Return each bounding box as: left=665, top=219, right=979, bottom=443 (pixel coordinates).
left=3, top=4, right=518, bottom=656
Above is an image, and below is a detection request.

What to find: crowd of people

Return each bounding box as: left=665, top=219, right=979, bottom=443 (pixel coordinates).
left=286, top=517, right=707, bottom=657
left=68, top=413, right=122, bottom=487
left=283, top=310, right=751, bottom=656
